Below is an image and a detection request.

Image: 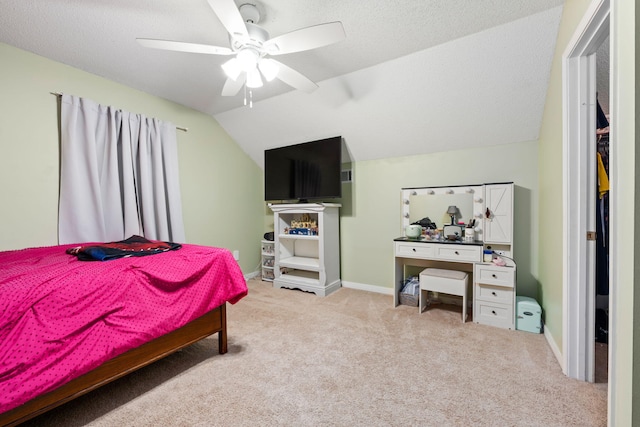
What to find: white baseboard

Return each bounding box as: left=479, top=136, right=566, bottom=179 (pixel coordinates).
left=245, top=270, right=260, bottom=281
left=341, top=280, right=394, bottom=295
left=543, top=322, right=564, bottom=371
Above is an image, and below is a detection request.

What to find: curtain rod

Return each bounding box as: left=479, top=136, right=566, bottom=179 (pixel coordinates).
left=50, top=92, right=188, bottom=132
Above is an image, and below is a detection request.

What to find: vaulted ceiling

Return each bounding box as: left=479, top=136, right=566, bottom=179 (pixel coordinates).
left=0, top=0, right=566, bottom=168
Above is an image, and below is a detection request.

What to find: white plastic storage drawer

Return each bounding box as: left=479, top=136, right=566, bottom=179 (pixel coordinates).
left=395, top=242, right=435, bottom=259
left=434, top=245, right=482, bottom=263
left=476, top=283, right=514, bottom=304
left=475, top=301, right=513, bottom=329
left=475, top=265, right=515, bottom=288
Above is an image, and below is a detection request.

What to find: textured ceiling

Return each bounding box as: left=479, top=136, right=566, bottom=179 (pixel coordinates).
left=0, top=0, right=565, bottom=167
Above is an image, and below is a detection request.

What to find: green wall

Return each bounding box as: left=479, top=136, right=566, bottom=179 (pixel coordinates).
left=337, top=141, right=539, bottom=296
left=0, top=42, right=264, bottom=274
left=537, top=0, right=592, bottom=357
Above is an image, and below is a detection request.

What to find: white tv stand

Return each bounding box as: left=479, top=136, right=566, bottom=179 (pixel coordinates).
left=269, top=203, right=341, bottom=296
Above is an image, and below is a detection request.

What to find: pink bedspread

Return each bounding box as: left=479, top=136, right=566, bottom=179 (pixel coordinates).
left=0, top=243, right=247, bottom=413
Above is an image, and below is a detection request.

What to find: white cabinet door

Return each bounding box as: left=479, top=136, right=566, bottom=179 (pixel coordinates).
left=484, top=183, right=513, bottom=244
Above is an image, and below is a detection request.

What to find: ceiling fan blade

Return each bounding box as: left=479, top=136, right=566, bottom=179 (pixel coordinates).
left=270, top=60, right=319, bottom=93
left=221, top=73, right=247, bottom=96
left=207, top=0, right=248, bottom=39
left=137, top=38, right=233, bottom=55
left=264, top=22, right=346, bottom=55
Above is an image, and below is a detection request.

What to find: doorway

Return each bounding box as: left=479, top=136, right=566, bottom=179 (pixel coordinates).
left=562, top=0, right=610, bottom=384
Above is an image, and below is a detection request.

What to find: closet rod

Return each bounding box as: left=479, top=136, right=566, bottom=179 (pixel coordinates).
left=50, top=92, right=188, bottom=132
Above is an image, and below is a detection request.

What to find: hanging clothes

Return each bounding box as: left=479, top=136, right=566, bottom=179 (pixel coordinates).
left=597, top=98, right=609, bottom=129
left=595, top=129, right=609, bottom=297
left=597, top=152, right=609, bottom=198
left=595, top=191, right=609, bottom=295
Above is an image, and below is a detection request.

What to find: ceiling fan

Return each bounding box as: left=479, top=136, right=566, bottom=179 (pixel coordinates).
left=137, top=0, right=346, bottom=97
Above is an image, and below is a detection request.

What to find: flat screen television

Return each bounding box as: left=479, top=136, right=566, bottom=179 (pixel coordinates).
left=264, top=136, right=342, bottom=202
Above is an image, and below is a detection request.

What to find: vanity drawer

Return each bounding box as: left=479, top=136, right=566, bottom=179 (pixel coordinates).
left=475, top=265, right=515, bottom=288
left=475, top=283, right=514, bottom=305
left=395, top=242, right=435, bottom=259
left=434, top=245, right=482, bottom=263
left=475, top=301, right=514, bottom=329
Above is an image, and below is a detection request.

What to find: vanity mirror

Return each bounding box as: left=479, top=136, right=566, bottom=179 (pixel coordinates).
left=401, top=185, right=484, bottom=240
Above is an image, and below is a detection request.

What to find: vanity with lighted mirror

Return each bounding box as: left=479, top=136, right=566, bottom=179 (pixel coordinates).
left=394, top=182, right=516, bottom=329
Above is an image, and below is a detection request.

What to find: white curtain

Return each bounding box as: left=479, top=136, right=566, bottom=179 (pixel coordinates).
left=58, top=94, right=185, bottom=244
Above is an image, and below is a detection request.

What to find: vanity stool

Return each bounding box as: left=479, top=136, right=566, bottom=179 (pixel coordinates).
left=419, top=268, right=469, bottom=322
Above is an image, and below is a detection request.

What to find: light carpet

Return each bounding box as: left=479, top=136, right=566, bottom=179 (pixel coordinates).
left=24, top=278, right=607, bottom=426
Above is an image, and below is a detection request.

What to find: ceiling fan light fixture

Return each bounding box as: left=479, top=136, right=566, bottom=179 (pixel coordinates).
left=246, top=68, right=263, bottom=88
left=221, top=57, right=242, bottom=80
left=236, top=48, right=259, bottom=72
left=258, top=58, right=279, bottom=82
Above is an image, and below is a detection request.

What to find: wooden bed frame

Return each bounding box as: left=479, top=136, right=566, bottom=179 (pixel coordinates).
left=0, top=304, right=227, bottom=427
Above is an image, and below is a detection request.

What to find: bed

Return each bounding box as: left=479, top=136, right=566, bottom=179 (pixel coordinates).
left=0, top=239, right=248, bottom=426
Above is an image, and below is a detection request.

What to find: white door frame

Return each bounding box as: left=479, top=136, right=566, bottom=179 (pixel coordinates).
left=562, top=0, right=610, bottom=383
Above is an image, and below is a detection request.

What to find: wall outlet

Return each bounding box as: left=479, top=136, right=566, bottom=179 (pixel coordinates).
left=493, top=250, right=506, bottom=256
left=232, top=250, right=239, bottom=260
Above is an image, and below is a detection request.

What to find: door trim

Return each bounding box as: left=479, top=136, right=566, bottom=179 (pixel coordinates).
left=562, top=0, right=609, bottom=382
